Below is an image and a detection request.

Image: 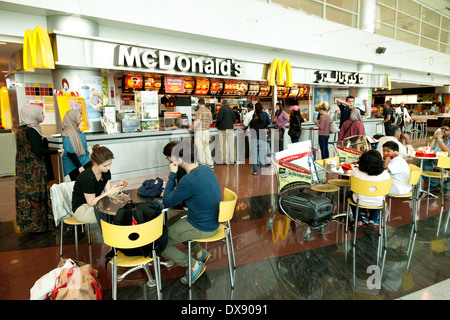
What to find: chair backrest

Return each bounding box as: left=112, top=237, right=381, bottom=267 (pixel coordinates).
left=437, top=156, right=450, bottom=169
left=218, top=188, right=238, bottom=223
left=408, top=164, right=422, bottom=186
left=100, top=212, right=164, bottom=249
left=350, top=176, right=393, bottom=197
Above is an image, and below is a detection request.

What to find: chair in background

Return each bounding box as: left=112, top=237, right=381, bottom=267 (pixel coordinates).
left=313, top=157, right=341, bottom=216
left=188, top=188, right=238, bottom=289
left=421, top=156, right=450, bottom=236
left=101, top=212, right=165, bottom=300
left=346, top=177, right=393, bottom=262
left=324, top=157, right=351, bottom=217
left=50, top=181, right=91, bottom=260
left=387, top=164, right=422, bottom=268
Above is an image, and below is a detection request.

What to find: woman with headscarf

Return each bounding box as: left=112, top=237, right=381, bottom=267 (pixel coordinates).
left=338, top=107, right=365, bottom=141
left=15, top=104, right=63, bottom=232
left=61, top=109, right=91, bottom=181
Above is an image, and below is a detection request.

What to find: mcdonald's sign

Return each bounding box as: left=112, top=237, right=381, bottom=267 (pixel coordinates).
left=267, top=58, right=292, bottom=87
left=23, top=26, right=55, bottom=72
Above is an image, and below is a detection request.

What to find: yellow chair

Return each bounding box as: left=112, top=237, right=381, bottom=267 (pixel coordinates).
left=50, top=181, right=91, bottom=260
left=388, top=164, right=422, bottom=263
left=101, top=212, right=165, bottom=300
left=188, top=188, right=238, bottom=289
left=422, top=156, right=450, bottom=235
left=346, top=177, right=393, bottom=257
left=60, top=216, right=91, bottom=260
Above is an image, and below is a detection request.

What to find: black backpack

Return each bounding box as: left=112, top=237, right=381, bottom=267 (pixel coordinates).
left=104, top=200, right=168, bottom=265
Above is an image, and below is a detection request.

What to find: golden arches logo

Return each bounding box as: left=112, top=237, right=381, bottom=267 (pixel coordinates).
left=268, top=58, right=292, bottom=87
left=23, top=26, right=55, bottom=72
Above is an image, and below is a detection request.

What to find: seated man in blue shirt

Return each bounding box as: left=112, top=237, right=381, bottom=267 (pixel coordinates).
left=161, top=140, right=222, bottom=285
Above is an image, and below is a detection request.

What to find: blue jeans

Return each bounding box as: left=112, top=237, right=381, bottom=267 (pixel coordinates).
left=348, top=192, right=380, bottom=223
left=422, top=160, right=440, bottom=188
left=318, top=135, right=329, bottom=159
left=250, top=138, right=266, bottom=174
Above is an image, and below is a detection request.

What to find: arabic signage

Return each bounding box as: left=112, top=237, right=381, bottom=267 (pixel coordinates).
left=314, top=70, right=365, bottom=85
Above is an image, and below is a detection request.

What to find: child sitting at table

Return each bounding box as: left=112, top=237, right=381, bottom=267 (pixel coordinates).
left=349, top=150, right=391, bottom=235
left=382, top=141, right=411, bottom=196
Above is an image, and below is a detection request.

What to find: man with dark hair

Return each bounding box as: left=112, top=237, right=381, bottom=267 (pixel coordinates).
left=423, top=119, right=450, bottom=192
left=382, top=140, right=411, bottom=195
left=378, top=100, right=394, bottom=134
left=161, top=139, right=222, bottom=285
left=336, top=95, right=368, bottom=128
left=376, top=125, right=414, bottom=157
left=216, top=100, right=235, bottom=164
left=193, top=98, right=214, bottom=168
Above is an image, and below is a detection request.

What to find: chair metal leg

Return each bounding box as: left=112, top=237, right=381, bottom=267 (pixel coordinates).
left=225, top=228, right=234, bottom=289
left=227, top=222, right=236, bottom=269
left=60, top=222, right=64, bottom=256
left=112, top=255, right=118, bottom=300
left=74, top=225, right=79, bottom=260
left=188, top=241, right=192, bottom=289
left=87, top=224, right=91, bottom=245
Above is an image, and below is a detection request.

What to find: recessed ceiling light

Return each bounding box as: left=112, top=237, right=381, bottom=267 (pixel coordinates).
left=1, top=71, right=8, bottom=73
left=0, top=42, right=7, bottom=45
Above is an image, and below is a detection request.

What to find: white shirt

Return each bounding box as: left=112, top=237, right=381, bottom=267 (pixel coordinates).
left=352, top=167, right=391, bottom=207
left=387, top=156, right=411, bottom=195
left=243, top=110, right=254, bottom=127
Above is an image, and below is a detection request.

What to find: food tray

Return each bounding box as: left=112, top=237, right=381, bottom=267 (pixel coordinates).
left=415, top=152, right=436, bottom=157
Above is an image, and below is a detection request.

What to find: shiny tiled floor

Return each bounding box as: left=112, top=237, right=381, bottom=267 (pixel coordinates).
left=0, top=159, right=449, bottom=300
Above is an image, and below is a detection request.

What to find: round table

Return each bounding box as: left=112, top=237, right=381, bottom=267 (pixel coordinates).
left=97, top=188, right=162, bottom=215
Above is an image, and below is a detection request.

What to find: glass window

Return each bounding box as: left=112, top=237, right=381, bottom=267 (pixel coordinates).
left=421, top=22, right=439, bottom=41
left=297, top=0, right=324, bottom=18
left=378, top=0, right=396, bottom=9
left=441, top=30, right=449, bottom=45
left=376, top=23, right=395, bottom=38
left=397, top=12, right=420, bottom=34
left=326, top=0, right=358, bottom=13
left=325, top=6, right=357, bottom=27
left=439, top=44, right=449, bottom=54
left=378, top=5, right=395, bottom=25
left=420, top=37, right=438, bottom=51
left=396, top=29, right=419, bottom=46
left=398, top=0, right=421, bottom=18
left=422, top=7, right=440, bottom=27
left=442, top=17, right=449, bottom=30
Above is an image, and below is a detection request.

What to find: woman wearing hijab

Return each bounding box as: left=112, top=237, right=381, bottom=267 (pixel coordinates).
left=338, top=108, right=365, bottom=141
left=61, top=109, right=91, bottom=181
left=15, top=104, right=63, bottom=232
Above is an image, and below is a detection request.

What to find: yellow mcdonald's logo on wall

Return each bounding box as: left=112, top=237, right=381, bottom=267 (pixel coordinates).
left=268, top=58, right=293, bottom=87
left=23, top=26, right=55, bottom=72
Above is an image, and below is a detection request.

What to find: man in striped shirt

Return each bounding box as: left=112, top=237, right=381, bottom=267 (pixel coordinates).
left=193, top=98, right=214, bottom=168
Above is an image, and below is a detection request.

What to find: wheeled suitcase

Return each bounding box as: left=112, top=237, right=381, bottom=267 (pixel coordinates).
left=280, top=192, right=333, bottom=226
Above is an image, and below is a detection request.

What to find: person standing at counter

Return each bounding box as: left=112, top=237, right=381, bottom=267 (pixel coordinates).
left=249, top=103, right=268, bottom=175
left=336, top=96, right=369, bottom=128
left=161, top=140, right=221, bottom=285
left=378, top=100, right=394, bottom=134
left=193, top=98, right=214, bottom=168
left=243, top=103, right=254, bottom=127
left=314, top=101, right=331, bottom=159
left=61, top=109, right=91, bottom=181
left=274, top=102, right=289, bottom=151
left=288, top=105, right=304, bottom=143
left=338, top=108, right=365, bottom=141
left=71, top=145, right=125, bottom=224
left=15, top=104, right=64, bottom=232
left=216, top=101, right=235, bottom=164
left=233, top=107, right=241, bottom=124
